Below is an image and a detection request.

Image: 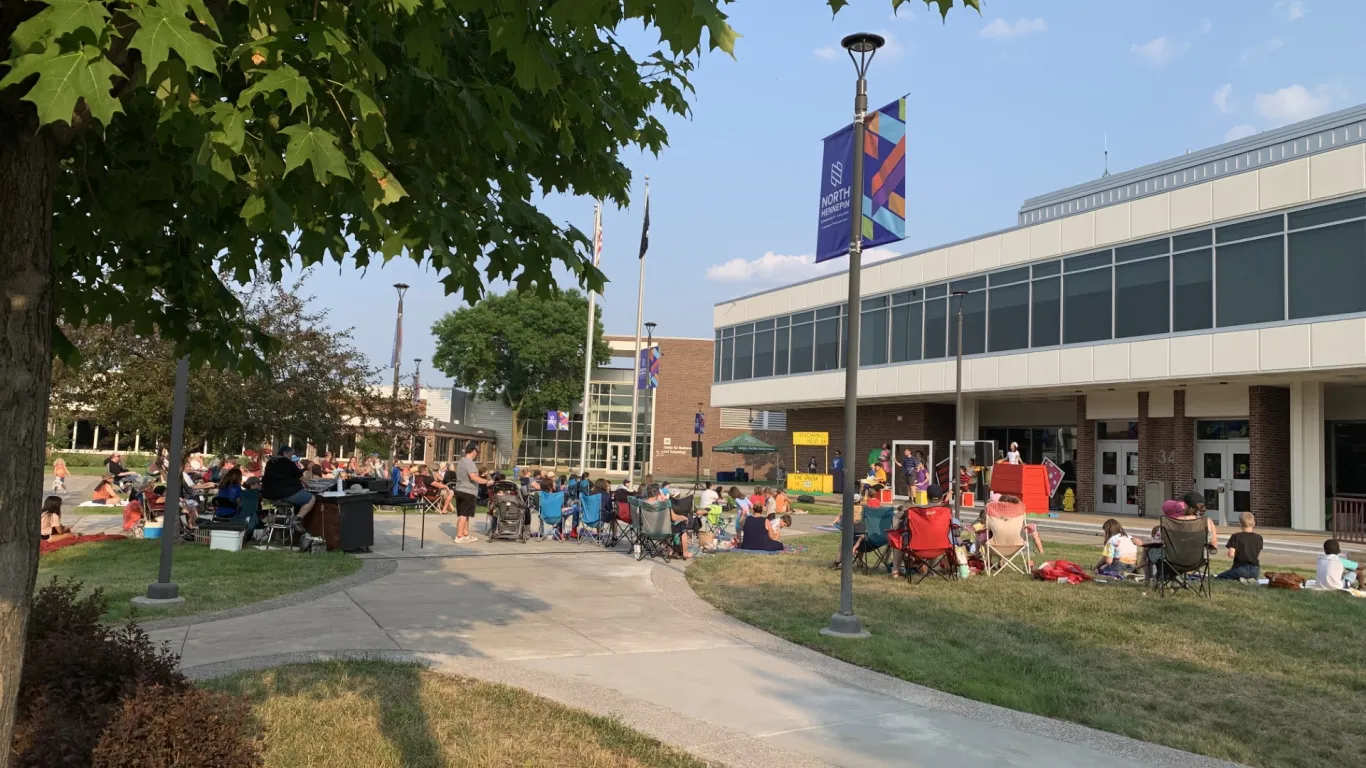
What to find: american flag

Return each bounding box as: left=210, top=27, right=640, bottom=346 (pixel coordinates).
left=592, top=202, right=603, bottom=267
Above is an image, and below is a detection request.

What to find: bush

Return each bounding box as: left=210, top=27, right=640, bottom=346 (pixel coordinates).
left=11, top=579, right=259, bottom=768
left=92, top=685, right=262, bottom=768
left=50, top=451, right=155, bottom=469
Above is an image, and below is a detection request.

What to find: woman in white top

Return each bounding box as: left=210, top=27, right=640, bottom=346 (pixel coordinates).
left=1006, top=442, right=1022, bottom=465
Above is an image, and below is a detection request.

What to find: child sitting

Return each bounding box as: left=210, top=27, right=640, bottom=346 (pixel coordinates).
left=1095, top=518, right=1139, bottom=577
left=1216, top=512, right=1263, bottom=581
left=767, top=513, right=792, bottom=540
left=1315, top=539, right=1360, bottom=590
left=40, top=495, right=74, bottom=542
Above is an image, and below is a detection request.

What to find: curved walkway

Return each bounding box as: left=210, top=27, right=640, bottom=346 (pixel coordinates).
left=148, top=518, right=1241, bottom=768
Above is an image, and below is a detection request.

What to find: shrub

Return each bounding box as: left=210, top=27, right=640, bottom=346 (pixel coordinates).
left=50, top=451, right=155, bottom=469
left=92, top=685, right=262, bottom=768
left=11, top=579, right=257, bottom=768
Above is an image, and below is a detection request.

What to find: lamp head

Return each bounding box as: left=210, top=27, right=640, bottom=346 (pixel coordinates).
left=644, top=321, right=657, bottom=332
left=841, top=33, right=885, bottom=54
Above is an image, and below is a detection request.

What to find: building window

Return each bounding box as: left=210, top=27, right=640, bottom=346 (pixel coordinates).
left=720, top=335, right=733, bottom=381
left=753, top=323, right=775, bottom=378
left=790, top=319, right=814, bottom=374
left=1115, top=256, right=1169, bottom=338
left=1216, top=236, right=1283, bottom=327
left=733, top=325, right=754, bottom=381
left=1031, top=276, right=1060, bottom=347
left=890, top=299, right=923, bottom=363
left=1063, top=266, right=1112, bottom=343
left=1172, top=248, right=1213, bottom=331
left=988, top=282, right=1029, bottom=352
left=1195, top=420, right=1250, bottom=439
left=1289, top=220, right=1366, bottom=319
left=1096, top=421, right=1138, bottom=440
left=435, top=437, right=452, bottom=463
left=713, top=332, right=722, bottom=383
left=860, top=297, right=889, bottom=366
left=949, top=290, right=986, bottom=356
left=923, top=296, right=947, bottom=359
left=774, top=325, right=790, bottom=375
left=814, top=309, right=841, bottom=371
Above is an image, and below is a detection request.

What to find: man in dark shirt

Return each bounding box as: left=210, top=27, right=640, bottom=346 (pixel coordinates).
left=261, top=445, right=316, bottom=527
left=103, top=452, right=141, bottom=487
left=1216, top=511, right=1263, bottom=581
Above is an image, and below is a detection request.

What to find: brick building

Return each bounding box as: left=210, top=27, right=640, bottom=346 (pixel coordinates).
left=709, top=105, right=1366, bottom=531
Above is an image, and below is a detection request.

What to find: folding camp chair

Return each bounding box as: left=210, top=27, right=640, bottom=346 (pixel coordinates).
left=608, top=493, right=634, bottom=549
left=537, top=491, right=567, bottom=540
left=852, top=504, right=894, bottom=575
left=577, top=492, right=604, bottom=545
left=634, top=498, right=675, bottom=562
left=905, top=506, right=958, bottom=583
left=1155, top=516, right=1213, bottom=598
left=983, top=502, right=1032, bottom=576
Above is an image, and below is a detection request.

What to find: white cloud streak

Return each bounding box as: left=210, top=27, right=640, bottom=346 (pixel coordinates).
left=1224, top=124, right=1258, bottom=142
left=813, top=47, right=838, bottom=60
left=1213, top=84, right=1233, bottom=113
left=979, top=18, right=1048, bottom=40
left=1130, top=36, right=1186, bottom=65
left=1254, top=83, right=1346, bottom=125
left=707, top=248, right=900, bottom=283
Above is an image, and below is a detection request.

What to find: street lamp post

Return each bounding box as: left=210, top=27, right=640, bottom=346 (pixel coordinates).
left=644, top=321, right=657, bottom=478
left=134, top=355, right=190, bottom=607
left=822, top=32, right=883, bottom=641
left=952, top=290, right=967, bottom=525
left=391, top=283, right=410, bottom=399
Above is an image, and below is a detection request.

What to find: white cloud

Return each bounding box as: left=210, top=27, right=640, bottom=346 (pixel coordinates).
left=1224, top=124, right=1259, bottom=142
left=1240, top=36, right=1285, bottom=63
left=1254, top=83, right=1346, bottom=125
left=1197, top=18, right=1213, bottom=35
left=1275, top=1, right=1308, bottom=21
left=979, top=17, right=1048, bottom=40
left=1130, top=36, right=1186, bottom=65
left=707, top=248, right=899, bottom=284
left=1213, top=84, right=1233, bottom=113
left=813, top=46, right=838, bottom=61
left=876, top=30, right=906, bottom=61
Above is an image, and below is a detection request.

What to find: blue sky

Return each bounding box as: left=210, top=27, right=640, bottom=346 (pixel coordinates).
left=296, top=0, right=1361, bottom=386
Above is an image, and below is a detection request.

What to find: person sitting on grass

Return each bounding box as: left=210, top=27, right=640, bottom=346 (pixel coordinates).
left=40, top=495, right=74, bottom=542
left=739, top=507, right=783, bottom=552
left=262, top=445, right=317, bottom=531
left=1315, top=539, right=1360, bottom=591
left=91, top=474, right=122, bottom=505
left=1095, top=518, right=1140, bottom=577
left=1216, top=512, right=1263, bottom=582
left=767, top=513, right=792, bottom=541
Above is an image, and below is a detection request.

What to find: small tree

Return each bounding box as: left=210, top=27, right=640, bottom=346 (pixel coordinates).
left=431, top=290, right=610, bottom=465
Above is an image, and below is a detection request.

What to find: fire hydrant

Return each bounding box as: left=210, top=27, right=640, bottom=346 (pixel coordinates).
left=1063, top=487, right=1076, bottom=513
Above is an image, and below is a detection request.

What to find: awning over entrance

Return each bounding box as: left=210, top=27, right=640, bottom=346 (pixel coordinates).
left=712, top=433, right=778, bottom=454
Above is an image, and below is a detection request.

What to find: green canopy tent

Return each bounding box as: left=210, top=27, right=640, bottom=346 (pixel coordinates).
left=711, top=433, right=778, bottom=454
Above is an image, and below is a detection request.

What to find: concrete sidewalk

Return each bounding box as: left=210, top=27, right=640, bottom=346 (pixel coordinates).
left=132, top=517, right=1238, bottom=768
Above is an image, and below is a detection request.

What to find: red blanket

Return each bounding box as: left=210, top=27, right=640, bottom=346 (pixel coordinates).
left=40, top=534, right=126, bottom=556
left=1032, top=559, right=1092, bottom=584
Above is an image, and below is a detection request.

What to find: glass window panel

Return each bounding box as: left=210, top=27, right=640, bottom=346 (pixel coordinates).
left=860, top=307, right=889, bottom=366
left=790, top=323, right=813, bottom=374
left=754, top=318, right=775, bottom=331
left=1216, top=237, right=1284, bottom=327
left=1115, top=238, right=1169, bottom=263
left=1032, top=260, right=1061, bottom=278
left=1102, top=485, right=1117, bottom=504
left=713, top=339, right=721, bottom=382
left=948, top=291, right=986, bottom=356
left=815, top=316, right=841, bottom=371
left=791, top=311, right=814, bottom=324
left=1172, top=249, right=1213, bottom=332
left=892, top=289, right=921, bottom=304
left=949, top=275, right=986, bottom=293
left=1216, top=215, right=1283, bottom=243
left=1173, top=230, right=1213, bottom=252
left=1233, top=453, right=1250, bottom=481
left=753, top=328, right=775, bottom=378
left=735, top=322, right=753, bottom=335
left=890, top=302, right=923, bottom=363
left=1063, top=267, right=1112, bottom=343
left=774, top=327, right=790, bottom=375
left=989, top=266, right=1031, bottom=286
left=720, top=337, right=733, bottom=381
left=924, top=283, right=947, bottom=299
left=721, top=327, right=733, bottom=338
left=1115, top=257, right=1170, bottom=338
left=1064, top=250, right=1112, bottom=272
left=816, top=306, right=840, bottom=320
left=1288, top=199, right=1366, bottom=230
left=775, top=315, right=790, bottom=327
left=988, top=283, right=1030, bottom=352
left=1202, top=452, right=1222, bottom=479
left=1031, top=277, right=1061, bottom=347
left=923, top=297, right=947, bottom=359
left=1102, top=452, right=1117, bottom=475
left=861, top=296, right=888, bottom=310
left=1289, top=221, right=1366, bottom=319
left=733, top=333, right=753, bottom=380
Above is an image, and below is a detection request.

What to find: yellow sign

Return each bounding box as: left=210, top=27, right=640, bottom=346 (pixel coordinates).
left=787, top=473, right=833, bottom=494
left=792, top=431, right=829, bottom=447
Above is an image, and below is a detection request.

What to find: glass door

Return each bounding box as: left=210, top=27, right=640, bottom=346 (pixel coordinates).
left=1195, top=440, right=1251, bottom=526
left=607, top=443, right=630, bottom=474
left=1096, top=440, right=1139, bottom=515
left=891, top=439, right=934, bottom=499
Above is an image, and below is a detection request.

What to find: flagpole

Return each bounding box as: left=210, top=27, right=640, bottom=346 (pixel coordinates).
left=577, top=202, right=602, bottom=474
left=627, top=178, right=649, bottom=486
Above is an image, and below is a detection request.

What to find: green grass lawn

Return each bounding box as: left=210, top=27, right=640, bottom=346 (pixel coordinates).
left=205, top=660, right=707, bottom=768
left=38, top=539, right=361, bottom=623
left=688, top=533, right=1366, bottom=768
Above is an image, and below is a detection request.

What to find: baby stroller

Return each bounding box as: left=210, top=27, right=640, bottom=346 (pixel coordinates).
left=487, top=481, right=529, bottom=543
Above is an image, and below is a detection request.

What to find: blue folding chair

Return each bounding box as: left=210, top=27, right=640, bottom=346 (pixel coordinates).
left=537, top=491, right=566, bottom=540
left=578, top=492, right=604, bottom=545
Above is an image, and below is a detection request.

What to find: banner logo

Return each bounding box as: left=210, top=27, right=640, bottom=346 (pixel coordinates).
left=829, top=160, right=843, bottom=187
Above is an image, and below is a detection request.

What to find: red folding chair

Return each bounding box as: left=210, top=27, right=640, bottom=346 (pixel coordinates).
left=905, top=505, right=958, bottom=584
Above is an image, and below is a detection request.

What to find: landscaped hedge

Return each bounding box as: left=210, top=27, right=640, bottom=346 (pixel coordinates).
left=50, top=451, right=155, bottom=469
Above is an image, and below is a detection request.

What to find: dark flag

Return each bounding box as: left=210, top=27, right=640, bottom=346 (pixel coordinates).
left=638, top=183, right=650, bottom=259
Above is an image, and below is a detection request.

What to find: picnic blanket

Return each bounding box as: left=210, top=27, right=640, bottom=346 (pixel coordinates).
left=40, top=534, right=126, bottom=556
left=1032, top=559, right=1092, bottom=584
left=714, top=544, right=807, bottom=556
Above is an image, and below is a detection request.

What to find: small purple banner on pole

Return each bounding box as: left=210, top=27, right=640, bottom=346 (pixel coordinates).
left=694, top=412, right=705, bottom=435
left=637, top=346, right=660, bottom=390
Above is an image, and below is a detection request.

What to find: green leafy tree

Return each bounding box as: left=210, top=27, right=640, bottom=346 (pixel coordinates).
left=431, top=290, right=610, bottom=465
left=0, top=0, right=976, bottom=756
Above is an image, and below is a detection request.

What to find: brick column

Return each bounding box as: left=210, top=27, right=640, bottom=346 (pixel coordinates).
left=1249, top=385, right=1291, bottom=527
left=1136, top=391, right=1152, bottom=515
left=1075, top=395, right=1094, bottom=515
left=1172, top=389, right=1195, bottom=499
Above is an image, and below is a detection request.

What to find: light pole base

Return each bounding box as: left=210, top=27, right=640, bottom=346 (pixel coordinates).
left=134, top=581, right=183, bottom=607
left=820, top=612, right=871, bottom=639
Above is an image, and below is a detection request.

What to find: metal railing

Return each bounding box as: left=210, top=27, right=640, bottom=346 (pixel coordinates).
left=1331, top=497, right=1366, bottom=544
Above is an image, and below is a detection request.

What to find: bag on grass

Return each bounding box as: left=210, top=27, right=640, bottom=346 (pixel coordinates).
left=1033, top=559, right=1092, bottom=584
left=1266, top=571, right=1304, bottom=590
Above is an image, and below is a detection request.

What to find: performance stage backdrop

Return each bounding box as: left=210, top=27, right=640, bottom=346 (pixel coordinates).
left=815, top=97, right=907, bottom=263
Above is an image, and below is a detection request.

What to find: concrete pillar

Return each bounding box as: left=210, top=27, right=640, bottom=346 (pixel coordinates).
left=1290, top=381, right=1326, bottom=531
left=959, top=397, right=980, bottom=444
left=70, top=421, right=78, bottom=450
left=92, top=425, right=100, bottom=452
left=133, top=431, right=141, bottom=454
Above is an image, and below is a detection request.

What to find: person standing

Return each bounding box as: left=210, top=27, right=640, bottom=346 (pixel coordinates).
left=879, top=443, right=892, bottom=477
left=453, top=442, right=490, bottom=543
left=831, top=450, right=845, bottom=495
left=1006, top=442, right=1022, bottom=465
left=900, top=447, right=917, bottom=499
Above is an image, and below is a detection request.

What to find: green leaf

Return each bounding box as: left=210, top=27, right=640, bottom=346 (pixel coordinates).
left=128, top=3, right=221, bottom=74
left=280, top=124, right=350, bottom=185
left=240, top=193, right=267, bottom=224
left=210, top=103, right=246, bottom=151
left=238, top=65, right=312, bottom=112
left=0, top=47, right=124, bottom=127
left=11, top=0, right=112, bottom=52
left=359, top=151, right=408, bottom=208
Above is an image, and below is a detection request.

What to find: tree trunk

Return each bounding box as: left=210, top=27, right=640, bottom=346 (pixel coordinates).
left=0, top=128, right=56, bottom=765
left=508, top=405, right=522, bottom=471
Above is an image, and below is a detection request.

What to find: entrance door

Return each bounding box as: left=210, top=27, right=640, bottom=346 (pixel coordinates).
left=1096, top=440, right=1140, bottom=515
left=607, top=443, right=630, bottom=474
left=950, top=440, right=997, bottom=503
left=891, top=440, right=934, bottom=499
left=1195, top=440, right=1251, bottom=526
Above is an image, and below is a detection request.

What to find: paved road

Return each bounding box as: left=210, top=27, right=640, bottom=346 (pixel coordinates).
left=55, top=513, right=1229, bottom=768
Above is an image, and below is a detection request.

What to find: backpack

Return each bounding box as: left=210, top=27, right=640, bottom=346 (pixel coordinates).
left=1266, top=571, right=1303, bottom=590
